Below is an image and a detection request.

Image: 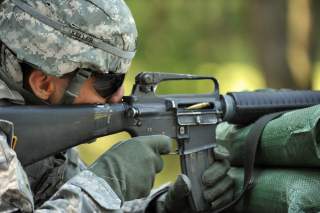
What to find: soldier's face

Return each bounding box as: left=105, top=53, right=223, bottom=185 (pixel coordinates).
left=51, top=77, right=125, bottom=104
left=28, top=70, right=124, bottom=104
left=72, top=77, right=125, bottom=104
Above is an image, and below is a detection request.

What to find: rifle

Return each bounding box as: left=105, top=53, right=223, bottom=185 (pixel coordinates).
left=2, top=72, right=320, bottom=212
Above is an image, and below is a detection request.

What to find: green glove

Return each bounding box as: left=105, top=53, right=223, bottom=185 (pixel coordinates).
left=162, top=146, right=234, bottom=212
left=89, top=135, right=172, bottom=202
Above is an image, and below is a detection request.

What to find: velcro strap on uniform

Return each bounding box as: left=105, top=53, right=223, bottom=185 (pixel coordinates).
left=11, top=0, right=136, bottom=60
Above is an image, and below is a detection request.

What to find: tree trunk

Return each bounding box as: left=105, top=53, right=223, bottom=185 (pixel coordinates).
left=250, top=0, right=314, bottom=89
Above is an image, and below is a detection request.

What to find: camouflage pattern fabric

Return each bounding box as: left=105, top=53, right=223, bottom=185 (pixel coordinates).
left=0, top=120, right=123, bottom=212
left=0, top=0, right=138, bottom=77
left=0, top=80, right=169, bottom=212
left=0, top=0, right=172, bottom=211
left=0, top=126, right=170, bottom=212
left=0, top=119, right=33, bottom=212
left=25, top=149, right=86, bottom=208
left=0, top=78, right=24, bottom=104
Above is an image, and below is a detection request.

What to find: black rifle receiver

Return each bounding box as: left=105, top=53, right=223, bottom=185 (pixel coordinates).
left=1, top=72, right=320, bottom=212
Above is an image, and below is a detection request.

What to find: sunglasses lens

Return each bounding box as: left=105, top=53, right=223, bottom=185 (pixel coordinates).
left=93, top=74, right=125, bottom=98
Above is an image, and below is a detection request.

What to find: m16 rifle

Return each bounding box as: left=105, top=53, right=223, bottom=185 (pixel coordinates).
left=2, top=72, right=320, bottom=212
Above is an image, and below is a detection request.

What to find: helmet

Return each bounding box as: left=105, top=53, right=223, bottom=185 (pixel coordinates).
left=0, top=0, right=137, bottom=104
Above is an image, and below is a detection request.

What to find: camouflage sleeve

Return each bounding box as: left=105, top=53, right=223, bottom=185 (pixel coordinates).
left=63, top=149, right=170, bottom=213
left=63, top=149, right=171, bottom=213
left=0, top=120, right=34, bottom=212
left=0, top=118, right=169, bottom=213
left=0, top=119, right=124, bottom=213
left=122, top=184, right=170, bottom=213
left=37, top=170, right=122, bottom=212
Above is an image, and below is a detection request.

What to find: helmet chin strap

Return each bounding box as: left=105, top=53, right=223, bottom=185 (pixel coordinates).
left=12, top=69, right=91, bottom=105
left=59, top=69, right=92, bottom=104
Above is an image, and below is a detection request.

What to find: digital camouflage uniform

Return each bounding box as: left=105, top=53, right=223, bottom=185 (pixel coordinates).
left=0, top=78, right=168, bottom=212
left=0, top=0, right=167, bottom=212
left=0, top=0, right=235, bottom=212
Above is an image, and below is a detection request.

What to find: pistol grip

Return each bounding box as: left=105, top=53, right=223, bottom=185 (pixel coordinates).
left=180, top=148, right=214, bottom=212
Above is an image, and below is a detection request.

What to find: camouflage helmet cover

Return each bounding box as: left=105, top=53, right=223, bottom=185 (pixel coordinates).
left=0, top=0, right=138, bottom=77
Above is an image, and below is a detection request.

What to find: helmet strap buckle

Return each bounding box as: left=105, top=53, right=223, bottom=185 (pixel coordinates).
left=59, top=69, right=92, bottom=104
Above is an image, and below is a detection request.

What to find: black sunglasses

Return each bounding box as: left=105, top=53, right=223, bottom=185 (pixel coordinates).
left=93, top=73, right=125, bottom=98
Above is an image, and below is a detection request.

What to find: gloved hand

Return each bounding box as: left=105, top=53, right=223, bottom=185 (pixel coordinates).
left=157, top=145, right=234, bottom=213
left=89, top=135, right=172, bottom=202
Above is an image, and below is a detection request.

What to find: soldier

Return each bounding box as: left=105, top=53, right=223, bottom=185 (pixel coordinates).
left=0, top=0, right=234, bottom=212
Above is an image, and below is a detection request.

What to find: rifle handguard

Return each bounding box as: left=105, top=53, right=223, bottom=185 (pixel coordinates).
left=223, top=90, right=320, bottom=125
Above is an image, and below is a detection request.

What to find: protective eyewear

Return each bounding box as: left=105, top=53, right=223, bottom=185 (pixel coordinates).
left=93, top=73, right=125, bottom=98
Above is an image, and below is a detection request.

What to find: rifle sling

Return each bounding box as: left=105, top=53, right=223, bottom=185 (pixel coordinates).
left=243, top=111, right=284, bottom=187
left=214, top=111, right=285, bottom=213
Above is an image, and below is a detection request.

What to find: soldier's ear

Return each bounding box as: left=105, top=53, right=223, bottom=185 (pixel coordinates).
left=28, top=70, right=55, bottom=100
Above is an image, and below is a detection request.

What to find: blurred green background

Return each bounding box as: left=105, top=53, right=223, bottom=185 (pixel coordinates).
left=79, top=0, right=320, bottom=187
